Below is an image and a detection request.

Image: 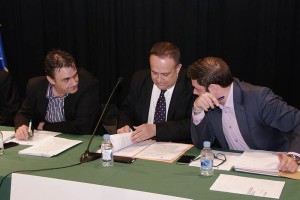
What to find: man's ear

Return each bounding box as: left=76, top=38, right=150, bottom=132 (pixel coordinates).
left=176, top=64, right=182, bottom=74
left=46, top=76, right=55, bottom=85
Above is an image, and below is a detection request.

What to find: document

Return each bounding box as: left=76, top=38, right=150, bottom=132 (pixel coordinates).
left=233, top=149, right=300, bottom=179
left=1, top=131, right=15, bottom=143
left=210, top=174, right=285, bottom=199
left=189, top=150, right=242, bottom=171
left=234, top=150, right=279, bottom=174
left=12, top=130, right=61, bottom=146
left=98, top=132, right=193, bottom=163
left=19, top=137, right=82, bottom=157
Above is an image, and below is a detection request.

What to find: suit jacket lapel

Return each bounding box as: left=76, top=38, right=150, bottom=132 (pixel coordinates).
left=233, top=80, right=255, bottom=149
left=141, top=78, right=153, bottom=123
left=168, top=68, right=185, bottom=118
left=210, top=108, right=229, bottom=149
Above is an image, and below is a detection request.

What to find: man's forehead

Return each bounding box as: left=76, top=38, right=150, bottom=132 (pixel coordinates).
left=54, top=67, right=77, bottom=78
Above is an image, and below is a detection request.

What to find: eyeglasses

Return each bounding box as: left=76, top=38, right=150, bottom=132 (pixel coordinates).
left=213, top=153, right=227, bottom=167
left=192, top=153, right=227, bottom=167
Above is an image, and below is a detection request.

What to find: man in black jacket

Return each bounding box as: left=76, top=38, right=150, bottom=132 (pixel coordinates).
left=117, top=42, right=195, bottom=143
left=0, top=71, right=20, bottom=126
left=15, top=50, right=100, bottom=139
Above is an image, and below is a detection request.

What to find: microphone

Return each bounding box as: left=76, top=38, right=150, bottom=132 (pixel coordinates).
left=80, top=77, right=123, bottom=163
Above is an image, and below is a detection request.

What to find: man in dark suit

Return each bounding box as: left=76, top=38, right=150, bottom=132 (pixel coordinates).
left=117, top=42, right=195, bottom=143
left=187, top=57, right=300, bottom=173
left=15, top=49, right=100, bottom=139
left=0, top=71, right=20, bottom=126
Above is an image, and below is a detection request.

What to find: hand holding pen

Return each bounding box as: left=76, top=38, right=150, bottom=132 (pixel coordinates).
left=193, top=92, right=225, bottom=112
left=28, top=119, right=32, bottom=140
left=15, top=120, right=33, bottom=140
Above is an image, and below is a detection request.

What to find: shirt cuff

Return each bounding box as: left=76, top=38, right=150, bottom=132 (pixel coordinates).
left=192, top=111, right=205, bottom=125
left=287, top=152, right=300, bottom=158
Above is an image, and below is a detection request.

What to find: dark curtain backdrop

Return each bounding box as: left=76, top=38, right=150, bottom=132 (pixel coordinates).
left=0, top=0, right=299, bottom=109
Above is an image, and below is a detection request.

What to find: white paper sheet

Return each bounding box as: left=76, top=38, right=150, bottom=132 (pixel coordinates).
left=11, top=130, right=61, bottom=145
left=109, top=132, right=133, bottom=152
left=113, top=140, right=155, bottom=157
left=136, top=142, right=191, bottom=161
left=210, top=174, right=285, bottom=199
left=18, top=137, right=82, bottom=157
left=1, top=130, right=15, bottom=142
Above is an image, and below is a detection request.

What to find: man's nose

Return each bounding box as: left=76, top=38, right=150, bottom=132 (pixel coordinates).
left=157, top=74, right=163, bottom=82
left=193, top=89, right=199, bottom=96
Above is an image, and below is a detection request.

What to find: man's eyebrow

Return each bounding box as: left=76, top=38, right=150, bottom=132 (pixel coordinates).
left=63, top=71, right=78, bottom=81
left=151, top=70, right=170, bottom=75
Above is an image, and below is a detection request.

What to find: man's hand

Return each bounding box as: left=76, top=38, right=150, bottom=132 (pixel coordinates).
left=38, top=122, right=45, bottom=130
left=117, top=125, right=132, bottom=134
left=131, top=124, right=156, bottom=143
left=193, top=92, right=220, bottom=112
left=15, top=125, right=32, bottom=140
left=277, top=152, right=299, bottom=173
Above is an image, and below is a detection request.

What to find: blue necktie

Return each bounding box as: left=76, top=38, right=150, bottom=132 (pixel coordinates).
left=154, top=90, right=166, bottom=124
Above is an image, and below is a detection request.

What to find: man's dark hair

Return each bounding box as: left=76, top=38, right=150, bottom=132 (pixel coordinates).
left=44, top=49, right=76, bottom=79
left=150, top=42, right=181, bottom=65
left=187, top=57, right=233, bottom=88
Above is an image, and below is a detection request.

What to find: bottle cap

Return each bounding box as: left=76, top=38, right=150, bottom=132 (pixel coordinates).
left=103, top=134, right=110, bottom=140
left=203, top=141, right=211, bottom=148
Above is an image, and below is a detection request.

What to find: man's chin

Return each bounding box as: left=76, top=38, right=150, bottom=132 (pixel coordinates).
left=69, top=87, right=78, bottom=94
left=156, top=84, right=167, bottom=90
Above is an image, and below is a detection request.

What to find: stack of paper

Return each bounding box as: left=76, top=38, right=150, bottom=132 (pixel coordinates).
left=234, top=150, right=280, bottom=176
left=233, top=150, right=300, bottom=179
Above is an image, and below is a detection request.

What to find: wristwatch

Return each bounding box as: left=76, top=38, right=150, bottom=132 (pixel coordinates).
left=287, top=154, right=300, bottom=165
left=192, top=107, right=203, bottom=115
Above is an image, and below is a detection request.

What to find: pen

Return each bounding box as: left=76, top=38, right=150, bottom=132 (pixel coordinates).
left=192, top=155, right=201, bottom=162
left=217, top=96, right=225, bottom=101
left=28, top=119, right=32, bottom=140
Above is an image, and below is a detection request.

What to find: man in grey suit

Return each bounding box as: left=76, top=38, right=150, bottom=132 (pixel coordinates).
left=187, top=57, right=300, bottom=173
left=117, top=42, right=195, bottom=143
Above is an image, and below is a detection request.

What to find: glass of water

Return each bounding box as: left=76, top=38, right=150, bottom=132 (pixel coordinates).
left=0, top=131, right=4, bottom=155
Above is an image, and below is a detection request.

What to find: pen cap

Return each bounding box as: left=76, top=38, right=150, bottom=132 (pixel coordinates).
left=203, top=141, right=211, bottom=148
left=103, top=134, right=110, bottom=140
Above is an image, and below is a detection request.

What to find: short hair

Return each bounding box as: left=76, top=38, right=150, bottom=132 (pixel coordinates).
left=187, top=57, right=233, bottom=88
left=150, top=42, right=181, bottom=65
left=44, top=49, right=76, bottom=79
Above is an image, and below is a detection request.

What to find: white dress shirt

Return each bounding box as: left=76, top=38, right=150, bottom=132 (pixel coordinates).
left=147, top=84, right=175, bottom=124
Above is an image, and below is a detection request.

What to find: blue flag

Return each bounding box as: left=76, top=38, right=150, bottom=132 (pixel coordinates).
left=0, top=31, right=8, bottom=72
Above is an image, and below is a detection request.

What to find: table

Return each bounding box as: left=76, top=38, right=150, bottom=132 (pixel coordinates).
left=1, top=125, right=300, bottom=200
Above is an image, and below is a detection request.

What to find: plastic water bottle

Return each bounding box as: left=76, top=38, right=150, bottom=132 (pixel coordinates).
left=200, top=141, right=214, bottom=176
left=0, top=131, right=4, bottom=156
left=101, top=134, right=113, bottom=167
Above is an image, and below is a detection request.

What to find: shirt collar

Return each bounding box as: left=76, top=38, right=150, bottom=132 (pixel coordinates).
left=46, top=84, right=68, bottom=99
left=153, top=84, right=175, bottom=95
left=219, top=83, right=234, bottom=109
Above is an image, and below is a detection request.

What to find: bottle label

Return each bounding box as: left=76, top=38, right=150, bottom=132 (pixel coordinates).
left=201, top=159, right=213, bottom=170
left=102, top=149, right=112, bottom=160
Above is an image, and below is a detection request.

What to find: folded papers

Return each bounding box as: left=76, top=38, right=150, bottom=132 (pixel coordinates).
left=234, top=150, right=300, bottom=180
